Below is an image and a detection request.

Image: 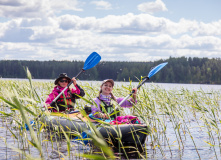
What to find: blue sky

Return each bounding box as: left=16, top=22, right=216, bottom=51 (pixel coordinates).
left=0, top=0, right=221, bottom=61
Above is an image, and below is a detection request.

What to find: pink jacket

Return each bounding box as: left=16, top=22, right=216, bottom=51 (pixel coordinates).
left=45, top=85, right=81, bottom=106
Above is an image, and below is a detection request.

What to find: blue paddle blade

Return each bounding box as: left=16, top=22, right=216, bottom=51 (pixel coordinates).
left=148, top=62, right=168, bottom=78
left=83, top=52, right=101, bottom=70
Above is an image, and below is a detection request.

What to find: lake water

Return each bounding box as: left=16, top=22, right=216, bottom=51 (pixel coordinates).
left=1, top=79, right=221, bottom=159
left=3, top=78, right=221, bottom=91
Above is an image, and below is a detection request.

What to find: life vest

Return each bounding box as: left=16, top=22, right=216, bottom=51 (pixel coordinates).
left=52, top=90, right=76, bottom=112
left=98, top=97, right=120, bottom=120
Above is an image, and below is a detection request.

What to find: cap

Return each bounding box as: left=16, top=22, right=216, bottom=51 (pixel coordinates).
left=101, top=79, right=114, bottom=86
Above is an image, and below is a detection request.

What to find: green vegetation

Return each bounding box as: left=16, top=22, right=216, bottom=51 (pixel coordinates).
left=1, top=57, right=221, bottom=84
left=0, top=69, right=221, bottom=159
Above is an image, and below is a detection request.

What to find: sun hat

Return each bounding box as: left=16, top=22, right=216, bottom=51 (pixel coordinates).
left=101, top=79, right=114, bottom=87
left=54, top=73, right=71, bottom=85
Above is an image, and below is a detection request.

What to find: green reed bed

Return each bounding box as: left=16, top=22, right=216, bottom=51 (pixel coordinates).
left=0, top=73, right=115, bottom=159
left=135, top=85, right=221, bottom=159
left=0, top=73, right=221, bottom=159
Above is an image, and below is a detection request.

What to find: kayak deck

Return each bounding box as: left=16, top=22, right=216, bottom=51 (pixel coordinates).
left=41, top=112, right=150, bottom=147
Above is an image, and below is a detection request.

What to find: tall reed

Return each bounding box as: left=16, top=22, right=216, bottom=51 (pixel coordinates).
left=0, top=71, right=221, bottom=159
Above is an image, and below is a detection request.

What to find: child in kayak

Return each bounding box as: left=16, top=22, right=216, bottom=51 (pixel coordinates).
left=45, top=73, right=85, bottom=112
left=91, top=79, right=140, bottom=124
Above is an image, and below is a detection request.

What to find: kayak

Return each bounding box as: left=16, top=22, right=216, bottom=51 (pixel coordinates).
left=41, top=111, right=150, bottom=147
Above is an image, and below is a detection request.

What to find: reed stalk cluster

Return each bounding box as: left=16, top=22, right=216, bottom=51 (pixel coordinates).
left=0, top=69, right=220, bottom=159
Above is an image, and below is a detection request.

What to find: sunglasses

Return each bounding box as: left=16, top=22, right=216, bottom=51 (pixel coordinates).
left=59, top=79, right=68, bottom=83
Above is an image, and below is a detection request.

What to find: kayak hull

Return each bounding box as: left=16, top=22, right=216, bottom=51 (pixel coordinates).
left=41, top=113, right=149, bottom=147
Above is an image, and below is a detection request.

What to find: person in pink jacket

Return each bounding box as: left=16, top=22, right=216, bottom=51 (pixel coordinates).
left=45, top=73, right=85, bottom=112
left=91, top=79, right=140, bottom=124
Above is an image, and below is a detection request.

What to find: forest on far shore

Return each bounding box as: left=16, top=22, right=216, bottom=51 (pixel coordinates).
left=1, top=56, right=221, bottom=84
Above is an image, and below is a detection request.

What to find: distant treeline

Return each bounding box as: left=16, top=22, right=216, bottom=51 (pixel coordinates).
left=1, top=57, right=221, bottom=84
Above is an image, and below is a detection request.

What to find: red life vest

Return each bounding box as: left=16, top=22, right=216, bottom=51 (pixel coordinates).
left=52, top=90, right=76, bottom=112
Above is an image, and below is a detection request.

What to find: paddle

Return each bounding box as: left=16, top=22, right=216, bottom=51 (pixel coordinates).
left=72, top=62, right=168, bottom=144
left=23, top=52, right=101, bottom=131
left=50, top=52, right=101, bottom=107
left=110, top=62, right=168, bottom=115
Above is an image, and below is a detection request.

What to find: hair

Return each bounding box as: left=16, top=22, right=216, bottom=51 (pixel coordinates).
left=99, top=84, right=117, bottom=101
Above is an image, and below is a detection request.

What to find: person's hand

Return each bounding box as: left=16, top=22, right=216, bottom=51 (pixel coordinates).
left=72, top=77, right=77, bottom=86
left=132, top=88, right=137, bottom=94
left=132, top=88, right=137, bottom=102
left=104, top=114, right=109, bottom=119
left=101, top=113, right=109, bottom=119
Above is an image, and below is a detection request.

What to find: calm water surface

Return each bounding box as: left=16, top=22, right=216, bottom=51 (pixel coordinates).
left=3, top=78, right=221, bottom=91
left=1, top=79, right=221, bottom=159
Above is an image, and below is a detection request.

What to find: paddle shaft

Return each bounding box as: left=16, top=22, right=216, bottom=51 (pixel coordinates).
left=109, top=62, right=168, bottom=116
left=111, top=77, right=149, bottom=114
left=115, top=62, right=168, bottom=109
left=50, top=69, right=84, bottom=106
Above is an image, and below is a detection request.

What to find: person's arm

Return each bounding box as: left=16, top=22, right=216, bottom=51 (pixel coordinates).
left=116, top=88, right=137, bottom=107
left=76, top=84, right=85, bottom=97
left=91, top=98, right=108, bottom=119
left=69, top=77, right=85, bottom=98
left=70, top=84, right=85, bottom=98
left=44, top=89, right=58, bottom=110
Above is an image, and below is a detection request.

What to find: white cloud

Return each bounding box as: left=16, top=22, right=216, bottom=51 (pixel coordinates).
left=1, top=9, right=221, bottom=61
left=0, top=0, right=23, bottom=6
left=193, top=20, right=221, bottom=36
left=0, top=42, right=36, bottom=59
left=56, top=13, right=221, bottom=37
left=29, top=26, right=61, bottom=41
left=0, top=0, right=51, bottom=18
left=0, top=22, right=8, bottom=37
left=58, top=13, right=172, bottom=33
left=0, top=0, right=82, bottom=18
left=91, top=1, right=112, bottom=10
left=137, top=0, right=168, bottom=14
left=49, top=0, right=82, bottom=12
